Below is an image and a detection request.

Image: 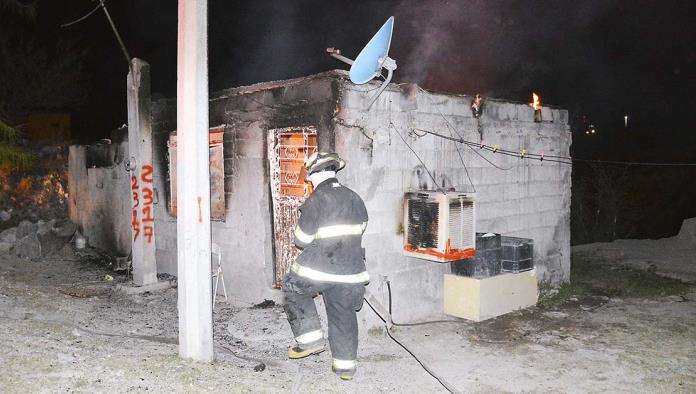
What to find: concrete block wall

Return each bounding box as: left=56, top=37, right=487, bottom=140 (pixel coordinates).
left=69, top=70, right=570, bottom=327
left=336, top=80, right=571, bottom=323
left=150, top=73, right=340, bottom=304
left=67, top=143, right=131, bottom=256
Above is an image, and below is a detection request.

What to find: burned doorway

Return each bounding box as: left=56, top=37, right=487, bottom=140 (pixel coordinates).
left=268, top=126, right=317, bottom=287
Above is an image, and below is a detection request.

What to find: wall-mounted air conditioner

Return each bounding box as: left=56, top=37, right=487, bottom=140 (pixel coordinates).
left=403, top=191, right=476, bottom=262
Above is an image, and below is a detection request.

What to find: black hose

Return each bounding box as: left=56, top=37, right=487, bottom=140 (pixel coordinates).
left=386, top=280, right=460, bottom=327
left=363, top=297, right=460, bottom=394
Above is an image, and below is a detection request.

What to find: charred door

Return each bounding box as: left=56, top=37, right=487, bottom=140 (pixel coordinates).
left=268, top=127, right=317, bottom=287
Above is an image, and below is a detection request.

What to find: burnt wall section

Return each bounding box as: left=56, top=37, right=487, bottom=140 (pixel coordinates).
left=67, top=137, right=131, bottom=257
left=67, top=70, right=570, bottom=325
left=335, top=81, right=572, bottom=324
left=150, top=72, right=342, bottom=303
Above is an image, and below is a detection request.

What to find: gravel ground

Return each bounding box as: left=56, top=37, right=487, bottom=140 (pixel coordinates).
left=1, top=245, right=695, bottom=393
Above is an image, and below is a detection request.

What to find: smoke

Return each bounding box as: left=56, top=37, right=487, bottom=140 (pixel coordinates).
left=208, top=0, right=622, bottom=103
left=390, top=0, right=620, bottom=100
left=393, top=0, right=491, bottom=89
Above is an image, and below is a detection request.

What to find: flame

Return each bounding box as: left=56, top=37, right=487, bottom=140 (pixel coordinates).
left=530, top=92, right=541, bottom=110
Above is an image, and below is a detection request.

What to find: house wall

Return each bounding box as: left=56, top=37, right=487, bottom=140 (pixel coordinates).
left=67, top=139, right=131, bottom=256
left=334, top=81, right=571, bottom=323
left=150, top=73, right=341, bottom=303
left=68, top=70, right=571, bottom=326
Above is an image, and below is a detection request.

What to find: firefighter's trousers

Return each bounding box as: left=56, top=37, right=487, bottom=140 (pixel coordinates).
left=283, top=271, right=366, bottom=362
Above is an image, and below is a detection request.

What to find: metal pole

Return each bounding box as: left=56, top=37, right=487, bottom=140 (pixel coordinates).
left=176, top=0, right=213, bottom=362
left=98, top=0, right=132, bottom=70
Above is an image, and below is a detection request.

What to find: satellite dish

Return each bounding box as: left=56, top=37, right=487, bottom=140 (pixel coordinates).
left=327, top=16, right=397, bottom=109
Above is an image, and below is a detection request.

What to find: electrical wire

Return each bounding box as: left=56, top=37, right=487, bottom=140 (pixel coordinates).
left=389, top=121, right=446, bottom=193
left=97, top=0, right=132, bottom=68
left=60, top=1, right=131, bottom=70
left=447, top=129, right=477, bottom=192
left=385, top=281, right=460, bottom=327
left=418, top=127, right=696, bottom=167
left=60, top=3, right=102, bottom=27
left=419, top=87, right=513, bottom=171
left=419, top=128, right=570, bottom=165
left=363, top=296, right=460, bottom=394
left=416, top=89, right=480, bottom=187
left=417, top=87, right=696, bottom=167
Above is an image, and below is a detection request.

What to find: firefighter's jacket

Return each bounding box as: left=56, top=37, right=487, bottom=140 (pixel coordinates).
left=292, top=178, right=369, bottom=283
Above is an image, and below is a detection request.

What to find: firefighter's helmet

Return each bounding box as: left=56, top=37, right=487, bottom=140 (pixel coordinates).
left=305, top=151, right=345, bottom=176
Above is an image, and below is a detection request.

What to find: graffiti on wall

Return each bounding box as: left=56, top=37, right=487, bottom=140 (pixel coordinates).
left=131, top=164, right=155, bottom=243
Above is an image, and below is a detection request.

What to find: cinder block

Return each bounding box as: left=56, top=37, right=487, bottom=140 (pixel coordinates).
left=378, top=170, right=402, bottom=192
left=475, top=186, right=508, bottom=203
left=364, top=210, right=400, bottom=235
left=364, top=192, right=402, bottom=215
left=443, top=270, right=538, bottom=321
left=233, top=121, right=265, bottom=140
left=236, top=138, right=264, bottom=158
left=525, top=181, right=561, bottom=197
left=556, top=109, right=569, bottom=125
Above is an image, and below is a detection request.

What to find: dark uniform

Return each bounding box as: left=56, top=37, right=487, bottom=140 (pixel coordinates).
left=283, top=173, right=369, bottom=378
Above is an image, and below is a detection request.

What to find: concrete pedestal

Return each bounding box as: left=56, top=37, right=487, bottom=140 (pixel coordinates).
left=444, top=270, right=539, bottom=322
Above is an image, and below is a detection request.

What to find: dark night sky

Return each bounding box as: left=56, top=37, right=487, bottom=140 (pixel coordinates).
left=25, top=1, right=696, bottom=161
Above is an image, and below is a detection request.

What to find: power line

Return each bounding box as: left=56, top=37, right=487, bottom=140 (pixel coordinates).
left=419, top=128, right=571, bottom=165
left=60, top=3, right=101, bottom=27
left=389, top=121, right=446, bottom=193
left=61, top=0, right=131, bottom=69
left=418, top=87, right=514, bottom=171
left=420, top=127, right=696, bottom=167
left=416, top=86, right=696, bottom=167
left=97, top=0, right=131, bottom=68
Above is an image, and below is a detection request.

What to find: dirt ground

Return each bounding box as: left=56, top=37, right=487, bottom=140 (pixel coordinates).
left=0, top=244, right=694, bottom=394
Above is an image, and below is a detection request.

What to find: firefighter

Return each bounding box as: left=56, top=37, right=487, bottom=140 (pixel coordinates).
left=283, top=151, right=369, bottom=380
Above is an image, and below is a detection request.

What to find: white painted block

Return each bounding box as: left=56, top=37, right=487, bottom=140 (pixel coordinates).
left=443, top=270, right=539, bottom=322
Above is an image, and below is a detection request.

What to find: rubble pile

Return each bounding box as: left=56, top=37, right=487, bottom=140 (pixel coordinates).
left=0, top=145, right=69, bottom=232
left=0, top=219, right=76, bottom=260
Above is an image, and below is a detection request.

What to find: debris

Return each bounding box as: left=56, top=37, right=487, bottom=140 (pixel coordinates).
left=14, top=219, right=77, bottom=260
left=253, top=363, right=266, bottom=372
left=103, top=275, right=114, bottom=282
left=38, top=220, right=76, bottom=256
left=666, top=295, right=686, bottom=302
left=0, top=209, right=11, bottom=222
left=15, top=228, right=41, bottom=260
left=543, top=311, right=569, bottom=319
left=252, top=299, right=276, bottom=309
left=0, top=227, right=16, bottom=253
left=113, top=256, right=130, bottom=271
left=74, top=232, right=86, bottom=249
left=16, top=220, right=38, bottom=239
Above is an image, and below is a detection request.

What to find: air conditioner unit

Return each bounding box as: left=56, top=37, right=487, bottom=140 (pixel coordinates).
left=403, top=191, right=476, bottom=262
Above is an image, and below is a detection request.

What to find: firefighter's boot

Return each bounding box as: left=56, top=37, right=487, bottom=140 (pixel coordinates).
left=287, top=339, right=325, bottom=359
left=332, top=359, right=357, bottom=380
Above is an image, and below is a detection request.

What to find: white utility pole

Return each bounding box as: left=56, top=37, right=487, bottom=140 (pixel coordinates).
left=126, top=58, right=158, bottom=286
left=177, top=0, right=213, bottom=361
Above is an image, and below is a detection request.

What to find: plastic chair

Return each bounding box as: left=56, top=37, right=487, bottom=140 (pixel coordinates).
left=211, top=243, right=228, bottom=309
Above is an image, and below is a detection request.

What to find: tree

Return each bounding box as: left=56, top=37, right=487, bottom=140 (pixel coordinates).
left=0, top=0, right=87, bottom=130
left=0, top=120, right=32, bottom=170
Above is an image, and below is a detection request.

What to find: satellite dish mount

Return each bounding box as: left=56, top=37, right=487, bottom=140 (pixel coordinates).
left=327, top=16, right=397, bottom=110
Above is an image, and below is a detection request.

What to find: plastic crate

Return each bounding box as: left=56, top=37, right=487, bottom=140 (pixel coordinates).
left=501, top=236, right=533, bottom=273
left=451, top=233, right=501, bottom=278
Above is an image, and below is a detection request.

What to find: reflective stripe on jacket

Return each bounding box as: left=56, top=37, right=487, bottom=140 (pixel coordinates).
left=293, top=178, right=369, bottom=280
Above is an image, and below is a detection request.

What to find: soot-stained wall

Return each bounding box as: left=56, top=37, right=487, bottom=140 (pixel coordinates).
left=70, top=70, right=571, bottom=325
